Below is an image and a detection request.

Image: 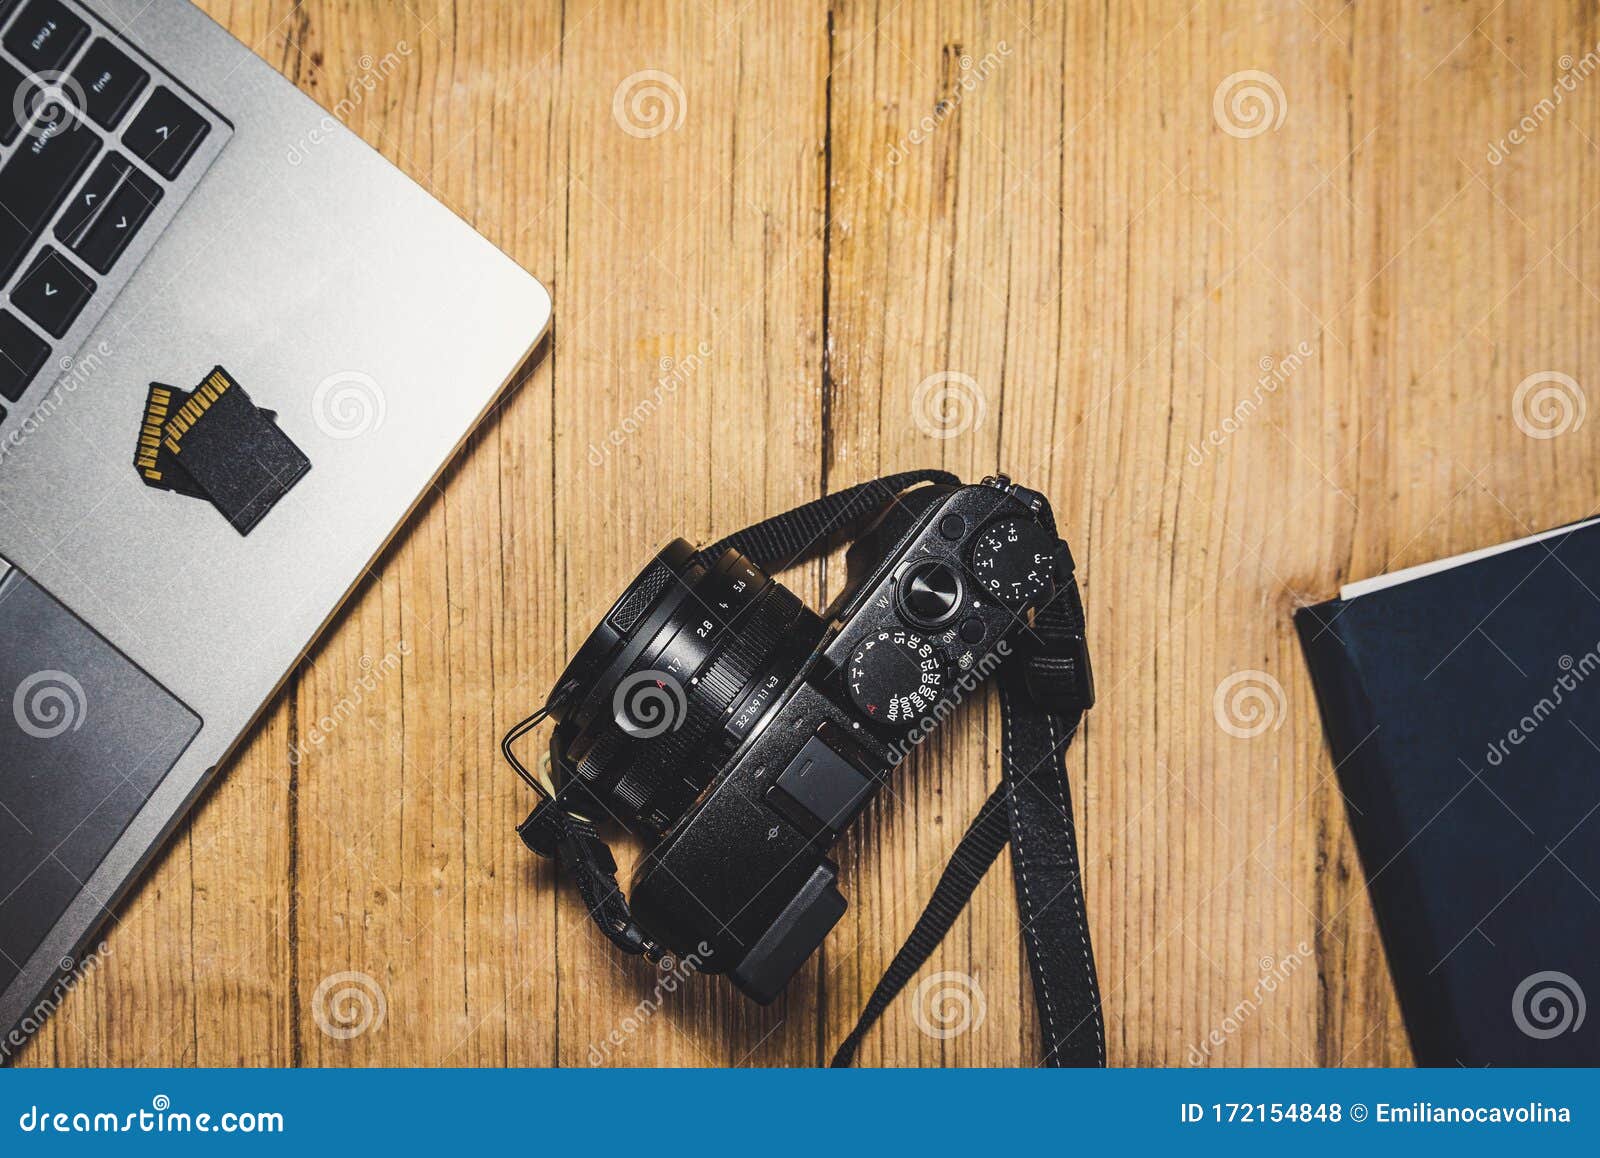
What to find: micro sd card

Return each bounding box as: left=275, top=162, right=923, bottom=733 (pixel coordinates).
left=161, top=366, right=311, bottom=536
left=134, top=382, right=209, bottom=499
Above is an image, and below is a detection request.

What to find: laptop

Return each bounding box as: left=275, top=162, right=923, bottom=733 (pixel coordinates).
left=0, top=0, right=551, bottom=1047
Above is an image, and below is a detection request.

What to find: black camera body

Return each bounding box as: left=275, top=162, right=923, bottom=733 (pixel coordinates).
left=530, top=475, right=1087, bottom=1003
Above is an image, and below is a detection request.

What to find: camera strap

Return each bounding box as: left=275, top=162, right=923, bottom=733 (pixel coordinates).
left=828, top=593, right=1102, bottom=1067
left=512, top=470, right=1103, bottom=1066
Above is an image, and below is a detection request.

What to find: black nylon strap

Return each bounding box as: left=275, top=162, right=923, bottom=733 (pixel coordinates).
left=1001, top=575, right=1103, bottom=1065
left=997, top=669, right=1104, bottom=1066
left=830, top=685, right=1101, bottom=1066
left=829, top=780, right=1014, bottom=1065
left=693, top=469, right=960, bottom=572
left=517, top=804, right=665, bottom=960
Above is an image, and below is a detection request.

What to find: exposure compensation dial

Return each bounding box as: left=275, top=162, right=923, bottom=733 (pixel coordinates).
left=970, top=517, right=1056, bottom=609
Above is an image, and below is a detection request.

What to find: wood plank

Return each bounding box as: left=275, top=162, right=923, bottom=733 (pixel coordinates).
left=544, top=0, right=829, bottom=1067
left=822, top=0, right=1080, bottom=1068
left=269, top=0, right=570, bottom=1067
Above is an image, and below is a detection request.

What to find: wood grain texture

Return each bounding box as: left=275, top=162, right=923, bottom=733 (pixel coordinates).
left=15, top=0, right=1599, bottom=1067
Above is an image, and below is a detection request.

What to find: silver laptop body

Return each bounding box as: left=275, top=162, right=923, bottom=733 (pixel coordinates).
left=0, top=0, right=550, bottom=1045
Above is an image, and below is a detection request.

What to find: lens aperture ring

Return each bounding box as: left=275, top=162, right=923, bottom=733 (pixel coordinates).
left=643, top=555, right=767, bottom=685
left=698, top=584, right=800, bottom=711
left=627, top=583, right=799, bottom=818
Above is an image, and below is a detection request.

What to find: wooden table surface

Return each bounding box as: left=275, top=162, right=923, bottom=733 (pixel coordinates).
left=18, top=0, right=1600, bottom=1067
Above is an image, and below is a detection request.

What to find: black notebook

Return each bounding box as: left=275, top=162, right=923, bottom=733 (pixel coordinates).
left=1295, top=516, right=1600, bottom=1066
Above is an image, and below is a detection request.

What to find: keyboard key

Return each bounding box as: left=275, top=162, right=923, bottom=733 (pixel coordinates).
left=0, top=103, right=100, bottom=282
left=123, top=86, right=208, bottom=178
left=57, top=156, right=160, bottom=273
left=12, top=247, right=94, bottom=338
left=0, top=311, right=50, bottom=402
left=3, top=0, right=90, bottom=74
left=4, top=72, right=67, bottom=145
left=70, top=39, right=149, bottom=129
left=0, top=58, right=22, bottom=145
left=55, top=152, right=130, bottom=240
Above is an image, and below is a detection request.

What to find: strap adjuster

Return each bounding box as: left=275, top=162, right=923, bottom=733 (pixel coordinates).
left=1025, top=627, right=1095, bottom=715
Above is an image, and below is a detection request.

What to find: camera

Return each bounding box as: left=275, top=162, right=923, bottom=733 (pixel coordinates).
left=519, top=474, right=1090, bottom=1003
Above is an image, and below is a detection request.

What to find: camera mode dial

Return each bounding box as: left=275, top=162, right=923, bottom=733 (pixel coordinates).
left=971, top=517, right=1056, bottom=608
left=845, top=629, right=948, bottom=728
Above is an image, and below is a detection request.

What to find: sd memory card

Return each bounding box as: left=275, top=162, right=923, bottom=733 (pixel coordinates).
left=134, top=382, right=209, bottom=498
left=135, top=382, right=280, bottom=501
left=161, top=366, right=311, bottom=535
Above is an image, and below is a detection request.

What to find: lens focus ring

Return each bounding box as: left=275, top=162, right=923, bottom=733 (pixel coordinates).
left=553, top=554, right=815, bottom=834
left=620, top=583, right=805, bottom=827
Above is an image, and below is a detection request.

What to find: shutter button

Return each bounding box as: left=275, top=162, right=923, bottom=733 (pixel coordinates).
left=898, top=560, right=963, bottom=628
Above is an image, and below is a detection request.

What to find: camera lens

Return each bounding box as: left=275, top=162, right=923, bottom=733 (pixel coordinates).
left=547, top=539, right=823, bottom=834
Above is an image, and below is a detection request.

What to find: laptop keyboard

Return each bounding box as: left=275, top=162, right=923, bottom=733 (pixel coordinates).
left=0, top=0, right=229, bottom=426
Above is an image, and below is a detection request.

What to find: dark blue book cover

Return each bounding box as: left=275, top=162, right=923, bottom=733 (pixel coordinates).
left=1296, top=518, right=1600, bottom=1066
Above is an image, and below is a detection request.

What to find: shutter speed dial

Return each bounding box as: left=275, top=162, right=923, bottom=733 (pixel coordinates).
left=846, top=629, right=948, bottom=727
left=971, top=518, right=1056, bottom=608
